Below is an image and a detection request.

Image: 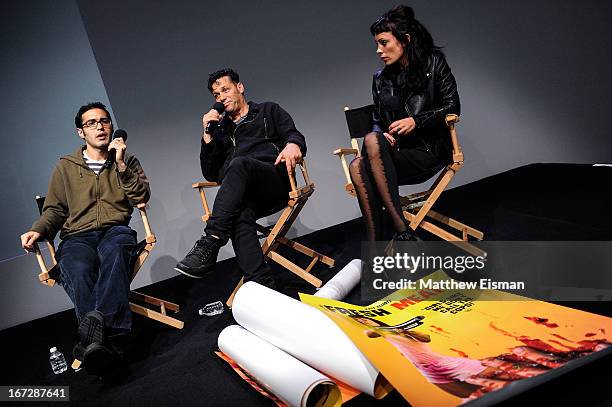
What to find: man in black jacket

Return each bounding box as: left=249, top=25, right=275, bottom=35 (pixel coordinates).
left=175, top=68, right=306, bottom=288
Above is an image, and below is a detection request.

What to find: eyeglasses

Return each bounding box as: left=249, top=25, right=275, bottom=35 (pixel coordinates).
left=82, top=118, right=112, bottom=128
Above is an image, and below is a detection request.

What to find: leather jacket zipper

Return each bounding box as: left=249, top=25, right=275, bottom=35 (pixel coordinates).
left=264, top=117, right=280, bottom=154
left=264, top=117, right=269, bottom=138
left=231, top=115, right=255, bottom=151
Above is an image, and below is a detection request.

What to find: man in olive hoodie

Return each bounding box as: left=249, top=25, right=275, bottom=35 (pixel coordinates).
left=20, top=102, right=150, bottom=376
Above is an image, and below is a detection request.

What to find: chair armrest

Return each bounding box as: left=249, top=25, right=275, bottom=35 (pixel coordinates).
left=192, top=181, right=219, bottom=221
left=287, top=160, right=315, bottom=199
left=444, top=114, right=464, bottom=163
left=134, top=203, right=156, bottom=243
left=33, top=242, right=57, bottom=286
left=332, top=147, right=358, bottom=156
left=332, top=147, right=358, bottom=188
left=445, top=114, right=460, bottom=126
left=191, top=181, right=220, bottom=189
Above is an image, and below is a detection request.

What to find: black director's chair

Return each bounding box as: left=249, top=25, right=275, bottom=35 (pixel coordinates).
left=332, top=105, right=484, bottom=256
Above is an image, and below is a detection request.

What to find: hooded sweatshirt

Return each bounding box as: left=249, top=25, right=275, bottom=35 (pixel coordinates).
left=31, top=146, right=150, bottom=240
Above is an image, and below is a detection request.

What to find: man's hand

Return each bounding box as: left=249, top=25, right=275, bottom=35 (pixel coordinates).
left=109, top=137, right=127, bottom=171
left=202, top=109, right=221, bottom=143
left=20, top=231, right=42, bottom=252
left=388, top=117, right=416, bottom=137
left=274, top=143, right=303, bottom=174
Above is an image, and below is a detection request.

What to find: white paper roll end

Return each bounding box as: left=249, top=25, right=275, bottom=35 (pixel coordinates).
left=315, top=259, right=362, bottom=300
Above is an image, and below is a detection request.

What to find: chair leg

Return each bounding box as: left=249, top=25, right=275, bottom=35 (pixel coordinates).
left=227, top=277, right=244, bottom=308
left=130, top=291, right=180, bottom=312
left=257, top=196, right=332, bottom=290
left=129, top=291, right=184, bottom=329
left=261, top=205, right=294, bottom=254
left=409, top=168, right=456, bottom=230
left=129, top=303, right=184, bottom=329
left=267, top=250, right=322, bottom=287
left=404, top=210, right=486, bottom=257
left=425, top=209, right=484, bottom=240
left=265, top=197, right=308, bottom=254
left=276, top=236, right=335, bottom=267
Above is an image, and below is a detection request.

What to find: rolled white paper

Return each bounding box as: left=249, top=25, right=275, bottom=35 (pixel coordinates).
left=232, top=282, right=385, bottom=398
left=218, top=325, right=341, bottom=407
left=315, top=259, right=362, bottom=300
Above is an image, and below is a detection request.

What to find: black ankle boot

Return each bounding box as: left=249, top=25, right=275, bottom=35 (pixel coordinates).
left=393, top=229, right=420, bottom=242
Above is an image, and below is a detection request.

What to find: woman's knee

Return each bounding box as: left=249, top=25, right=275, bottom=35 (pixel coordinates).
left=349, top=156, right=363, bottom=180
left=363, top=132, right=383, bottom=151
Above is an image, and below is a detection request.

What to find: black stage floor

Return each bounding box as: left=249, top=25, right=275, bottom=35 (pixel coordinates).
left=2, top=163, right=612, bottom=406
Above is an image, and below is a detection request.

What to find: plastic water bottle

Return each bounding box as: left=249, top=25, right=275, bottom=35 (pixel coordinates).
left=198, top=300, right=224, bottom=316
left=49, top=347, right=67, bottom=374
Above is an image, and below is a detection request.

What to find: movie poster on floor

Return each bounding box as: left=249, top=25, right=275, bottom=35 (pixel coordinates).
left=300, top=270, right=612, bottom=406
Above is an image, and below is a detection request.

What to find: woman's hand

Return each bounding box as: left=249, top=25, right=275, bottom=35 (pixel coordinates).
left=383, top=132, right=397, bottom=147
left=388, top=117, right=416, bottom=137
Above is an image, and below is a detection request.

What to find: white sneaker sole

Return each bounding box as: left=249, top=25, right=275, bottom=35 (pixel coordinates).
left=174, top=266, right=206, bottom=279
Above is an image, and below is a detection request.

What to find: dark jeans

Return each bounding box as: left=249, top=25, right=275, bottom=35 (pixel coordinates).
left=56, top=225, right=136, bottom=331
left=206, top=156, right=289, bottom=282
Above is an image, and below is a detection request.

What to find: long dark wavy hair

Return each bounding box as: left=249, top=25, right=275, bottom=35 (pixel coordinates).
left=370, top=5, right=440, bottom=91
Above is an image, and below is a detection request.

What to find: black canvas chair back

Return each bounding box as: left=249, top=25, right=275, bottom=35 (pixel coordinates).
left=344, top=105, right=374, bottom=140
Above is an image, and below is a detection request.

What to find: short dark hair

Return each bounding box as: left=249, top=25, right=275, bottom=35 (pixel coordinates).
left=207, top=68, right=240, bottom=93
left=75, top=102, right=111, bottom=128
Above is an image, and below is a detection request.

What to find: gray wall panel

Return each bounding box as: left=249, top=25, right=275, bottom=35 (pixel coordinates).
left=1, top=0, right=113, bottom=329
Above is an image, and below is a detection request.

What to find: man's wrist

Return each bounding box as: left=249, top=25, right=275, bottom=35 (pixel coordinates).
left=286, top=142, right=300, bottom=150
left=116, top=161, right=127, bottom=172
left=203, top=132, right=214, bottom=144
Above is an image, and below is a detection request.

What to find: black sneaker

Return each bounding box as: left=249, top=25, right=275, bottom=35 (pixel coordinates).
left=174, top=235, right=223, bottom=278
left=106, top=330, right=132, bottom=362
left=82, top=342, right=119, bottom=377
left=74, top=310, right=105, bottom=361
left=385, top=230, right=421, bottom=256
left=73, top=342, right=85, bottom=362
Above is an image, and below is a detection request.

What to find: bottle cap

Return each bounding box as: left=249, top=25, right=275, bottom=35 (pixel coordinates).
left=50, top=347, right=57, bottom=352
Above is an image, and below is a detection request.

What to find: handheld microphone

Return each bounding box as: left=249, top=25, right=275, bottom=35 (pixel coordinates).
left=205, top=102, right=225, bottom=134
left=104, top=129, right=128, bottom=169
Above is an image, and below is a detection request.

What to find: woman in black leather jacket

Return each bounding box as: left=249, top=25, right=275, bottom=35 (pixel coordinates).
left=349, top=4, right=460, bottom=242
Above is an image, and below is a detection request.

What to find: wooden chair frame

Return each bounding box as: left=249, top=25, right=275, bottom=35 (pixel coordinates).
left=333, top=108, right=484, bottom=256
left=192, top=160, right=335, bottom=307
left=33, top=198, right=184, bottom=331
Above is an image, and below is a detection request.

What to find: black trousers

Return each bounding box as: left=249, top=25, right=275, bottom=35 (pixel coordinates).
left=206, top=156, right=290, bottom=282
